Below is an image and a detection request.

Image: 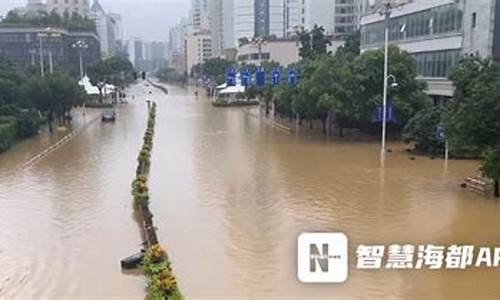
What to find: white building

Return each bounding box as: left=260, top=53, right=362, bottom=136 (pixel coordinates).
left=360, top=0, right=500, bottom=102
left=236, top=38, right=344, bottom=67
left=237, top=40, right=300, bottom=67
left=191, top=0, right=210, bottom=31
left=46, top=0, right=90, bottom=17
left=298, top=0, right=364, bottom=36
left=185, top=31, right=212, bottom=74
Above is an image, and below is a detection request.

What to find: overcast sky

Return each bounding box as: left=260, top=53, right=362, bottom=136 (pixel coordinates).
left=0, top=0, right=190, bottom=41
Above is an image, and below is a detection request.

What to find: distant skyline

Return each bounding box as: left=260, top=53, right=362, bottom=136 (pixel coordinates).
left=0, top=0, right=190, bottom=41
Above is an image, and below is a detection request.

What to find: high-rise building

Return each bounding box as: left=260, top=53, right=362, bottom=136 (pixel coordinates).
left=168, top=18, right=190, bottom=73
left=168, top=17, right=190, bottom=56
left=222, top=0, right=235, bottom=50
left=150, top=42, right=166, bottom=61
left=191, top=0, right=210, bottom=31
left=26, top=0, right=47, bottom=13
left=185, top=31, right=212, bottom=74
left=208, top=0, right=224, bottom=57
left=299, top=0, right=362, bottom=36
left=233, top=0, right=286, bottom=46
left=284, top=0, right=301, bottom=36
left=109, top=13, right=123, bottom=43
left=46, top=0, right=91, bottom=17
left=134, top=38, right=144, bottom=69
left=90, top=0, right=116, bottom=58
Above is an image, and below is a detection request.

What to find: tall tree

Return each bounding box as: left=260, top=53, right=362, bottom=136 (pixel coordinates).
left=298, top=25, right=331, bottom=59
left=445, top=57, right=500, bottom=157
left=24, top=72, right=84, bottom=131
left=88, top=55, right=135, bottom=102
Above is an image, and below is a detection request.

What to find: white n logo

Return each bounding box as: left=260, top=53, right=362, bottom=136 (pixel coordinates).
left=310, top=243, right=329, bottom=272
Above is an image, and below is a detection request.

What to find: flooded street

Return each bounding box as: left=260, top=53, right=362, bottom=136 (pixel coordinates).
left=1, top=82, right=500, bottom=299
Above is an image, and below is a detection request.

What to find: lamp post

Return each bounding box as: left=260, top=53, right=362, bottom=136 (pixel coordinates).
left=252, top=37, right=267, bottom=64
left=72, top=40, right=89, bottom=79
left=38, top=27, right=61, bottom=74
left=380, top=1, right=391, bottom=163
left=379, top=0, right=410, bottom=163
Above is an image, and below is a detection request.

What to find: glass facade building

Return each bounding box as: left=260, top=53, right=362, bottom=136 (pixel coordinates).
left=361, top=2, right=464, bottom=79
left=413, top=49, right=461, bottom=78
left=361, top=3, right=463, bottom=46
left=0, top=28, right=100, bottom=74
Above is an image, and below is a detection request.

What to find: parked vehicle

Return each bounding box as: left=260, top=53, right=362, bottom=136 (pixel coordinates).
left=101, top=110, right=116, bottom=122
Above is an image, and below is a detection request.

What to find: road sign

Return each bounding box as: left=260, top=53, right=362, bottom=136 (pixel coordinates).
left=226, top=68, right=236, bottom=86
left=241, top=69, right=250, bottom=87
left=256, top=67, right=265, bottom=87
left=436, top=125, right=446, bottom=143
left=372, top=103, right=396, bottom=123
left=288, top=69, right=298, bottom=86
left=272, top=68, right=281, bottom=86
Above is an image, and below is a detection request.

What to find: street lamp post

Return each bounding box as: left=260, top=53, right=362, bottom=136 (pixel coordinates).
left=72, top=40, right=89, bottom=79
left=381, top=2, right=391, bottom=162
left=252, top=37, right=267, bottom=64
left=380, top=0, right=409, bottom=163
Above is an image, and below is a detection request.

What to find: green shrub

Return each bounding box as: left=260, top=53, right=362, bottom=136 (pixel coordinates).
left=403, top=107, right=444, bottom=156
left=142, top=245, right=183, bottom=300
left=0, top=118, right=18, bottom=152
left=212, top=100, right=260, bottom=107
left=17, top=110, right=40, bottom=138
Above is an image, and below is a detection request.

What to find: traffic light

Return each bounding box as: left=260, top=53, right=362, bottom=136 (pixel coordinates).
left=142, top=71, right=146, bottom=80
left=133, top=72, right=138, bottom=80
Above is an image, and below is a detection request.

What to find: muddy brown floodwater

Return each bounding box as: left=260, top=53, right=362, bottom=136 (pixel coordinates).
left=1, top=82, right=500, bottom=300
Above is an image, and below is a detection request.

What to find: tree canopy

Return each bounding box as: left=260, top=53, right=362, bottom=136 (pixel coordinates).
left=1, top=10, right=96, bottom=32
left=88, top=55, right=135, bottom=101
left=444, top=57, right=500, bottom=156
left=273, top=45, right=430, bottom=135
left=191, top=58, right=234, bottom=85
left=298, top=25, right=331, bottom=59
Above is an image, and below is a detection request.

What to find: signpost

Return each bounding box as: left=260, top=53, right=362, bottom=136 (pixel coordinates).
left=256, top=67, right=266, bottom=88
left=272, top=68, right=281, bottom=86
left=288, top=69, right=298, bottom=86
left=241, top=69, right=250, bottom=87
left=226, top=68, right=237, bottom=86
left=373, top=103, right=396, bottom=123
left=436, top=125, right=449, bottom=163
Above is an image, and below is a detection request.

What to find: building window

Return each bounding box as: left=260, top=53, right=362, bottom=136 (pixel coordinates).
left=413, top=49, right=461, bottom=78
left=472, top=13, right=477, bottom=28
left=361, top=3, right=463, bottom=46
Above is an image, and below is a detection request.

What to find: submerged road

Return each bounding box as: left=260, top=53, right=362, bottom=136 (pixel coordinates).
left=1, top=81, right=499, bottom=299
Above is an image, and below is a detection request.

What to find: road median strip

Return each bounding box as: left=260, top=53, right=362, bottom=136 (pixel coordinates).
left=129, top=102, right=183, bottom=300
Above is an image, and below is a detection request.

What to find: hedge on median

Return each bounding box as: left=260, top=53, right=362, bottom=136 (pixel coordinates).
left=130, top=102, right=183, bottom=299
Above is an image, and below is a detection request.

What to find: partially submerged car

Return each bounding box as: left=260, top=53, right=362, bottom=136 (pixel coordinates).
left=101, top=110, right=116, bottom=122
